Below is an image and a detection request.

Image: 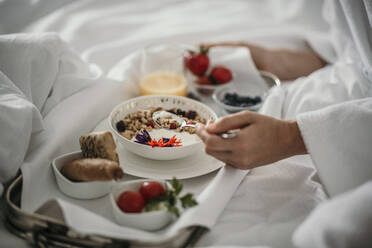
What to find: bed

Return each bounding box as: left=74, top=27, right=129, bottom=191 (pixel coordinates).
left=0, top=0, right=353, bottom=247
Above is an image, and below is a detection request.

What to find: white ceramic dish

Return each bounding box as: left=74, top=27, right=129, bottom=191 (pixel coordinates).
left=109, top=95, right=218, bottom=160
left=110, top=180, right=173, bottom=231
left=95, top=118, right=224, bottom=179
left=52, top=151, right=116, bottom=199
left=212, top=71, right=281, bottom=113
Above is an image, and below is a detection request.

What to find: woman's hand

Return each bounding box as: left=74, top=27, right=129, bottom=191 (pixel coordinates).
left=196, top=111, right=307, bottom=170
left=201, top=41, right=326, bottom=81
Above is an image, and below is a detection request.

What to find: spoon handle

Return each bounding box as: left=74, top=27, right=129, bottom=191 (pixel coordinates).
left=183, top=123, right=238, bottom=139
left=219, top=129, right=239, bottom=139
left=181, top=123, right=197, bottom=128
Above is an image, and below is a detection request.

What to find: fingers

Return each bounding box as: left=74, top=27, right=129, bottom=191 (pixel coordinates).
left=205, top=150, right=233, bottom=163
left=206, top=150, right=251, bottom=170
left=207, top=110, right=257, bottom=134
left=196, top=124, right=235, bottom=151
left=196, top=123, right=255, bottom=170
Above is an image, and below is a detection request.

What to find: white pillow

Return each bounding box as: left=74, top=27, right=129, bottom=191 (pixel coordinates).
left=0, top=71, right=43, bottom=183
left=0, top=33, right=100, bottom=117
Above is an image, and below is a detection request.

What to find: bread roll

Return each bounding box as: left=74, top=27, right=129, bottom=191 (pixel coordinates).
left=61, top=158, right=123, bottom=182
left=79, top=131, right=119, bottom=162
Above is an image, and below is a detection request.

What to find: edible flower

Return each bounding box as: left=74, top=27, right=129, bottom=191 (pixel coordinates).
left=148, top=135, right=182, bottom=148
left=134, top=129, right=152, bottom=145
left=134, top=130, right=182, bottom=147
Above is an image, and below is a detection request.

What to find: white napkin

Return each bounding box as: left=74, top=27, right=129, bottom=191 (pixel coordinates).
left=36, top=166, right=247, bottom=243
left=208, top=46, right=266, bottom=87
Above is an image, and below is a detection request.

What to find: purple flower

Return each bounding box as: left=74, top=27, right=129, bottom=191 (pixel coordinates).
left=135, top=129, right=152, bottom=145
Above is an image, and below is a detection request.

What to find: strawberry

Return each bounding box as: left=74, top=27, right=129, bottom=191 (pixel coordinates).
left=196, top=75, right=212, bottom=85
left=210, top=66, right=233, bottom=84
left=184, top=46, right=210, bottom=76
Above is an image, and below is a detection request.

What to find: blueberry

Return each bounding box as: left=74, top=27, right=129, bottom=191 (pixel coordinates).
left=223, top=92, right=263, bottom=107
left=168, top=108, right=176, bottom=114
left=225, top=93, right=234, bottom=100
left=237, top=96, right=248, bottom=103
left=185, top=110, right=197, bottom=120
left=116, top=120, right=126, bottom=132
left=253, top=96, right=262, bottom=104
left=176, top=109, right=186, bottom=116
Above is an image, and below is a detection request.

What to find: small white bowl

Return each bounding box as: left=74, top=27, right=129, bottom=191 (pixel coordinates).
left=109, top=95, right=217, bottom=160
left=52, top=151, right=116, bottom=199
left=110, top=180, right=173, bottom=231
left=212, top=71, right=281, bottom=113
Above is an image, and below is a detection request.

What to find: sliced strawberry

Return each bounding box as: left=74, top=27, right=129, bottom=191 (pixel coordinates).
left=210, top=66, right=233, bottom=84
left=170, top=122, right=177, bottom=129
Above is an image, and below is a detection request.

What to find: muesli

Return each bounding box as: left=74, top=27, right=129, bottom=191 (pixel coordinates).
left=115, top=107, right=206, bottom=141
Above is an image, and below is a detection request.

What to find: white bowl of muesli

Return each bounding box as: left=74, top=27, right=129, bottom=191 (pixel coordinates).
left=109, top=95, right=217, bottom=160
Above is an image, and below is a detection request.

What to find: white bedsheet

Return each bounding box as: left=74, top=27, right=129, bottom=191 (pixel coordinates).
left=1, top=0, right=357, bottom=247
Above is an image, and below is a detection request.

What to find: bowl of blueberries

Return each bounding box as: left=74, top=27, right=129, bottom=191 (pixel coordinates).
left=212, top=71, right=281, bottom=113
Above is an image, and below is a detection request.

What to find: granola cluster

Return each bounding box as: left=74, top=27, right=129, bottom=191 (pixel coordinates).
left=115, top=107, right=206, bottom=140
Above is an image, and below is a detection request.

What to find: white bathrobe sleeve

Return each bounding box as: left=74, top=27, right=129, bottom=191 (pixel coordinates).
left=293, top=98, right=372, bottom=248
left=296, top=98, right=372, bottom=197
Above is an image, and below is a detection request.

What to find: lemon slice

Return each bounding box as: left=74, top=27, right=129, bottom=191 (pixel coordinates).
left=140, top=72, right=188, bottom=96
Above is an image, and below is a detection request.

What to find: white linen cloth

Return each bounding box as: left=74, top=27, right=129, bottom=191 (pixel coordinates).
left=0, top=33, right=101, bottom=116
left=2, top=0, right=330, bottom=247
left=4, top=0, right=371, bottom=247
left=0, top=33, right=102, bottom=184
left=293, top=180, right=372, bottom=248
left=0, top=70, right=43, bottom=183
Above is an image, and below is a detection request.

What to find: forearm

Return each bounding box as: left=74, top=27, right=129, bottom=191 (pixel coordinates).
left=262, top=49, right=327, bottom=81
left=203, top=41, right=326, bottom=81
left=281, top=120, right=308, bottom=157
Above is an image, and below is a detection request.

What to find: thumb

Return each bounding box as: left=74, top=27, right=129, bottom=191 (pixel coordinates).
left=207, top=110, right=256, bottom=133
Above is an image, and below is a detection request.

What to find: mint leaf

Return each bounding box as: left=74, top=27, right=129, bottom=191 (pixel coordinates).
left=180, top=193, right=198, bottom=208
left=171, top=177, right=183, bottom=196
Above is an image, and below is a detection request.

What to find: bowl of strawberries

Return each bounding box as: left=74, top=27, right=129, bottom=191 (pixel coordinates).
left=110, top=178, right=197, bottom=231
left=184, top=45, right=234, bottom=96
